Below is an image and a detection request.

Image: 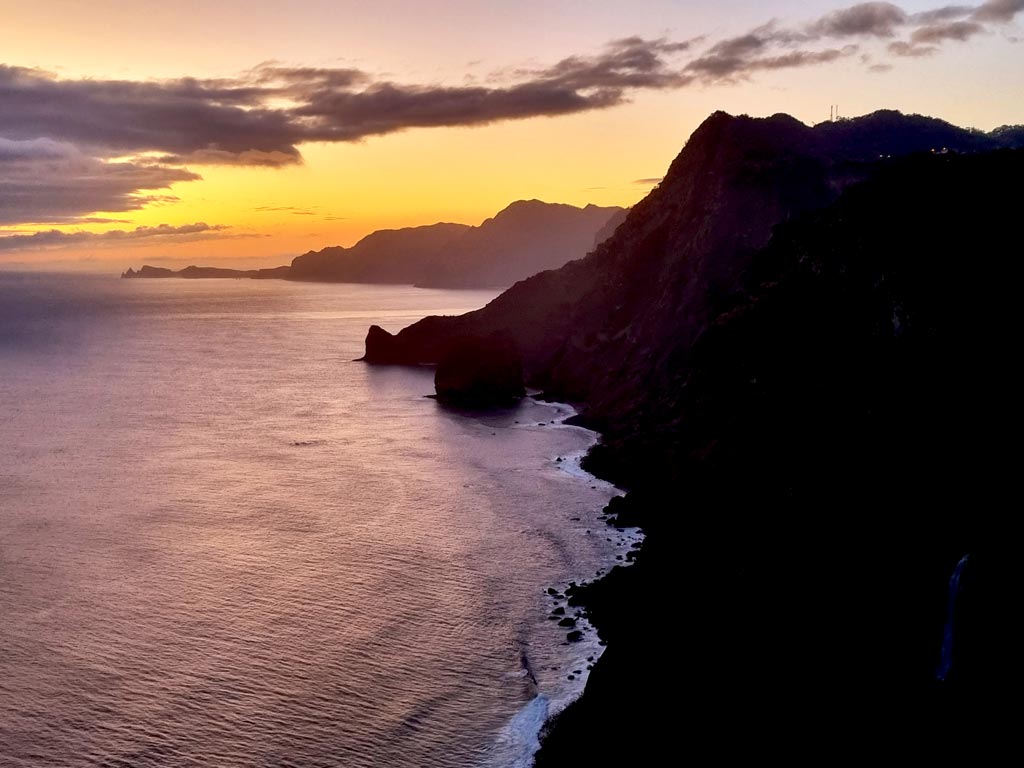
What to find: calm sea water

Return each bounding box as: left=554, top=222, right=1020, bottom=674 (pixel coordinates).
left=0, top=274, right=636, bottom=767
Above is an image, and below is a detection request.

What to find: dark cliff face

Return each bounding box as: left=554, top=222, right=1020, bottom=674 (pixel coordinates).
left=535, top=145, right=1024, bottom=764
left=362, top=112, right=1024, bottom=759
left=434, top=333, right=524, bottom=405
left=362, top=112, right=1024, bottom=423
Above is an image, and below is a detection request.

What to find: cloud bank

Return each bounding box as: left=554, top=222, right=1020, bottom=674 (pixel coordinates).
left=0, top=223, right=230, bottom=252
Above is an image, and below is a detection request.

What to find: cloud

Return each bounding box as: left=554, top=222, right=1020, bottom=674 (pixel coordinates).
left=634, top=177, right=663, bottom=185
left=0, top=138, right=199, bottom=225
left=0, top=222, right=230, bottom=252
left=911, top=20, right=986, bottom=42
left=972, top=0, right=1024, bottom=22
left=685, top=0, right=1020, bottom=82
left=888, top=40, right=940, bottom=55
left=288, top=37, right=700, bottom=141
left=686, top=32, right=857, bottom=82
left=910, top=5, right=976, bottom=23
left=0, top=66, right=302, bottom=166
left=252, top=205, right=318, bottom=214
left=808, top=3, right=909, bottom=38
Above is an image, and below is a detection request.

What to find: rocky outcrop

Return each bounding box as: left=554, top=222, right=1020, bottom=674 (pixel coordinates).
left=433, top=333, right=524, bottom=405
left=121, top=264, right=289, bottom=279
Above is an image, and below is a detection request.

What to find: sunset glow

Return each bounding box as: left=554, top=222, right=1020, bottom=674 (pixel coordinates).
left=2, top=0, right=1022, bottom=269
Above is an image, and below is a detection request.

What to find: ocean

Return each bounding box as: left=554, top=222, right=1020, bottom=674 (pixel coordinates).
left=0, top=273, right=639, bottom=767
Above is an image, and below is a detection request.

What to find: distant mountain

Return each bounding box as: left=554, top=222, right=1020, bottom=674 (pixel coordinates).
left=287, top=222, right=470, bottom=285
left=122, top=265, right=289, bottom=279
left=122, top=200, right=626, bottom=289
left=417, top=200, right=626, bottom=288
left=290, top=200, right=624, bottom=288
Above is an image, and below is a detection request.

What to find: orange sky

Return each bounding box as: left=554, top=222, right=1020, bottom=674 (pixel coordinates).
left=1, top=1, right=1021, bottom=271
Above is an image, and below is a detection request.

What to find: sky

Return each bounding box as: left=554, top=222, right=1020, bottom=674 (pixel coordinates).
left=1, top=0, right=1021, bottom=271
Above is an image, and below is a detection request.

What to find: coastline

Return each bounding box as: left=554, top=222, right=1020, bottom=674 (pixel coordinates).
left=486, top=397, right=642, bottom=767
left=529, top=424, right=665, bottom=767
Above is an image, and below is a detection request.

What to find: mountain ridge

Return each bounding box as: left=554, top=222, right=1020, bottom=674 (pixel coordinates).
left=122, top=200, right=626, bottom=289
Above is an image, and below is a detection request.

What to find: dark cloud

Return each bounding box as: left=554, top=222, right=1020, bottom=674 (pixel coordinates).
left=808, top=3, right=908, bottom=38
left=687, top=0, right=1019, bottom=83
left=252, top=205, right=318, bottom=214
left=911, top=20, right=987, bottom=42
left=972, top=0, right=1024, bottom=22
left=0, top=66, right=301, bottom=166
left=686, top=36, right=856, bottom=81
left=0, top=223, right=228, bottom=252
left=290, top=37, right=699, bottom=140
left=0, top=138, right=199, bottom=225
left=1, top=38, right=696, bottom=167
left=525, top=36, right=698, bottom=90
left=750, top=46, right=856, bottom=71
left=634, top=177, right=663, bottom=185
left=910, top=5, right=975, bottom=23
left=290, top=81, right=623, bottom=141
left=251, top=65, right=369, bottom=90
left=888, top=41, right=940, bottom=56
left=684, top=30, right=778, bottom=79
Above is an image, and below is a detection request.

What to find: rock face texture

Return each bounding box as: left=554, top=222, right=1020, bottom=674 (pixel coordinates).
left=362, top=111, right=1024, bottom=761
left=433, top=334, right=524, bottom=405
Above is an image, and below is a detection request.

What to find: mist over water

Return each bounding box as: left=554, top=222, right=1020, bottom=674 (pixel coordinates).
left=0, top=274, right=626, bottom=767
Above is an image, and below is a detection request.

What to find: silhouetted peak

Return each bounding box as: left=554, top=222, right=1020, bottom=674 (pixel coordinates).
left=656, top=111, right=817, bottom=197
left=492, top=199, right=575, bottom=221
left=501, top=198, right=548, bottom=210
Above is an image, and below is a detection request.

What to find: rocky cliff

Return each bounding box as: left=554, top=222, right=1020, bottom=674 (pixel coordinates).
left=361, top=110, right=1024, bottom=760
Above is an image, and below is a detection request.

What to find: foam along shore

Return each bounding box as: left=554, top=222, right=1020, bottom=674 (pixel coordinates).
left=485, top=397, right=643, bottom=767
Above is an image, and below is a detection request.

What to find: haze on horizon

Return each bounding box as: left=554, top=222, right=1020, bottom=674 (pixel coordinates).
left=1, top=0, right=1021, bottom=271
